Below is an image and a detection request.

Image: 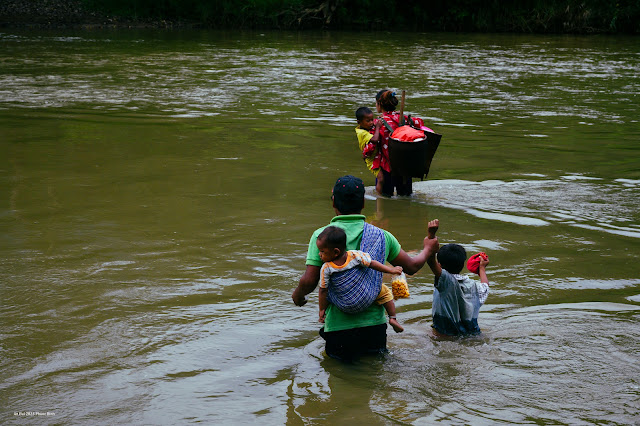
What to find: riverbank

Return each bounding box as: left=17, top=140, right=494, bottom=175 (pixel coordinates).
left=1, top=0, right=638, bottom=33
left=0, top=0, right=192, bottom=29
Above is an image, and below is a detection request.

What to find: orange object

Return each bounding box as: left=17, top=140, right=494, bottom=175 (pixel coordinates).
left=391, top=273, right=410, bottom=299
left=391, top=125, right=425, bottom=142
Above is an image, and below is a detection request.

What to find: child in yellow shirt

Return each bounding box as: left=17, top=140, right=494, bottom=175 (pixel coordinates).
left=355, top=107, right=384, bottom=195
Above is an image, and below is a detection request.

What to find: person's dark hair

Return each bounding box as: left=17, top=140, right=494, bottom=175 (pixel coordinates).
left=376, top=89, right=398, bottom=112
left=317, top=226, right=347, bottom=252
left=332, top=175, right=365, bottom=214
left=437, top=244, right=467, bottom=274
left=355, top=106, right=372, bottom=122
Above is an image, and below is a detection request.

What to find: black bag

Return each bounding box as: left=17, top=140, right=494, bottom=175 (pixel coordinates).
left=381, top=118, right=442, bottom=179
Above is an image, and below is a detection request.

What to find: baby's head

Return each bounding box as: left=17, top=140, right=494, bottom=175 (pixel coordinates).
left=437, top=243, right=467, bottom=274
left=355, top=106, right=375, bottom=130
left=316, top=226, right=346, bottom=263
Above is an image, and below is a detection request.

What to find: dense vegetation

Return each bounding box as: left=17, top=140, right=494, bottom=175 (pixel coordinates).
left=80, top=0, right=639, bottom=33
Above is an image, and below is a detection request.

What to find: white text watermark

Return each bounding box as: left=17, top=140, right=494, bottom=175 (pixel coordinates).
left=14, top=412, right=56, bottom=417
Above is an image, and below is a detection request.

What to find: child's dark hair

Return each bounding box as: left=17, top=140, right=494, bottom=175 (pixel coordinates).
left=317, top=226, right=347, bottom=251
left=355, top=106, right=372, bottom=122
left=437, top=243, right=467, bottom=274
left=376, top=89, right=398, bottom=112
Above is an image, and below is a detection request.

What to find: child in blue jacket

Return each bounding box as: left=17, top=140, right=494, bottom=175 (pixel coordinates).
left=426, top=219, right=490, bottom=336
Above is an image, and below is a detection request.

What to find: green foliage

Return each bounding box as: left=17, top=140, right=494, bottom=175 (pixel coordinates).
left=80, top=0, right=640, bottom=32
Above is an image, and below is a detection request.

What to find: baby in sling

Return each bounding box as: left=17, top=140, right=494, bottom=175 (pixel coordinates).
left=317, top=225, right=405, bottom=333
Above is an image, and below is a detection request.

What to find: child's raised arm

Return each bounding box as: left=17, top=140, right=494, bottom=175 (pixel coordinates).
left=427, top=219, right=439, bottom=239
left=370, top=119, right=382, bottom=143
left=362, top=121, right=382, bottom=158
left=476, top=256, right=490, bottom=304
left=426, top=219, right=442, bottom=280
left=369, top=260, right=403, bottom=276
left=478, top=256, right=490, bottom=285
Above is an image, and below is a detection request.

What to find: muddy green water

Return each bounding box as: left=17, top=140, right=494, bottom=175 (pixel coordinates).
left=1, top=30, right=639, bottom=424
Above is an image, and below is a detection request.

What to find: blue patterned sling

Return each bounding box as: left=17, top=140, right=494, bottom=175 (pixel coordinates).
left=327, top=222, right=386, bottom=313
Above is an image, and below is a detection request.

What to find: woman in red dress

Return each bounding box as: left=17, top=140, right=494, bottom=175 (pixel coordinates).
left=375, top=89, right=426, bottom=196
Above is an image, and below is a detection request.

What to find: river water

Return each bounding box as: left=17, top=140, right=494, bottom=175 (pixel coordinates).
left=1, top=30, right=639, bottom=424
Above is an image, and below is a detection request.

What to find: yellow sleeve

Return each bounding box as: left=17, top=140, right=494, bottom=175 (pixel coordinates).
left=355, top=128, right=373, bottom=151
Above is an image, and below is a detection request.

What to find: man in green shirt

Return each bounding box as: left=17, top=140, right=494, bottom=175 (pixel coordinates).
left=292, top=175, right=439, bottom=361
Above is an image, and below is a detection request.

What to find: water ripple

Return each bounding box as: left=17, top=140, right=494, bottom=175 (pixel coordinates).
left=413, top=177, right=640, bottom=238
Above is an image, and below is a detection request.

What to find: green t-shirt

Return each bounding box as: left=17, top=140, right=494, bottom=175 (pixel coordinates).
left=306, top=215, right=402, bottom=332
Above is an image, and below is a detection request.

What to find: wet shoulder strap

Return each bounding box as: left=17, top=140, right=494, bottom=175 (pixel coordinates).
left=380, top=118, right=395, bottom=134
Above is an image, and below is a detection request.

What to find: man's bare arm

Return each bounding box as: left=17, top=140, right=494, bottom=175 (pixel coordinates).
left=389, top=220, right=441, bottom=275
left=292, top=265, right=321, bottom=306
left=390, top=249, right=426, bottom=275
left=318, top=287, right=328, bottom=322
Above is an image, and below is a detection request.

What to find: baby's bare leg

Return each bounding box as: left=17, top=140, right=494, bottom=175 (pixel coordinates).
left=383, top=300, right=404, bottom=333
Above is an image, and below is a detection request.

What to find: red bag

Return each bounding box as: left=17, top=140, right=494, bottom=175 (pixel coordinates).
left=467, top=252, right=489, bottom=274
left=391, top=125, right=426, bottom=142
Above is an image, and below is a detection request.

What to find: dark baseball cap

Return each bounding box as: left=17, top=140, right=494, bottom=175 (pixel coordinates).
left=332, top=175, right=365, bottom=214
